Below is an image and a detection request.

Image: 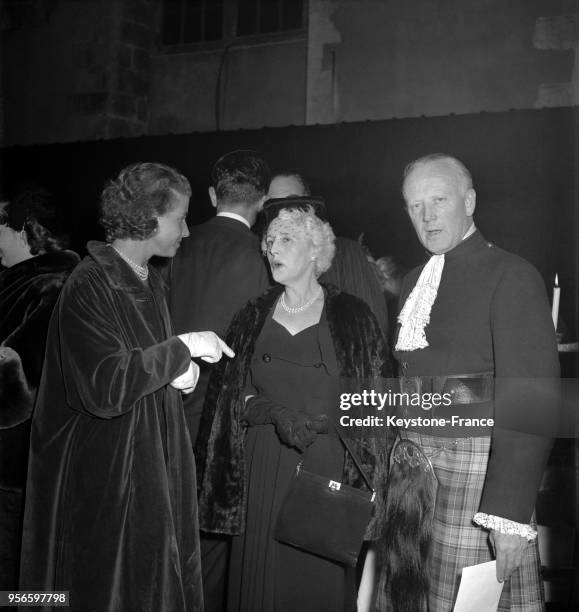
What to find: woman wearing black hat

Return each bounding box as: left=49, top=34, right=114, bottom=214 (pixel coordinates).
left=197, top=197, right=392, bottom=612
left=0, top=190, right=79, bottom=591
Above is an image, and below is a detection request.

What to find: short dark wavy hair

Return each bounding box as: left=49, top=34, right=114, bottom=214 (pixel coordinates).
left=211, top=150, right=270, bottom=206
left=100, top=162, right=191, bottom=242
left=0, top=189, right=69, bottom=254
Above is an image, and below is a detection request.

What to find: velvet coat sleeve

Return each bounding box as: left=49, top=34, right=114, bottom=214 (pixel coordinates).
left=58, top=267, right=191, bottom=419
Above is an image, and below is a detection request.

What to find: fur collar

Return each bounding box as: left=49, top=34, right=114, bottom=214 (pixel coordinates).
left=1, top=250, right=79, bottom=348
left=0, top=250, right=78, bottom=292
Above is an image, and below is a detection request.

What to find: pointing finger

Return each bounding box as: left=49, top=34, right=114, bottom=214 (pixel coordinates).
left=218, top=338, right=235, bottom=358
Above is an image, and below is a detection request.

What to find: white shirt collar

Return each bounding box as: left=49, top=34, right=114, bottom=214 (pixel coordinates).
left=216, top=211, right=251, bottom=229
left=463, top=223, right=476, bottom=240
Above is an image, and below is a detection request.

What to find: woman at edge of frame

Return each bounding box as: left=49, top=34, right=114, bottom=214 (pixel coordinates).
left=0, top=190, right=79, bottom=592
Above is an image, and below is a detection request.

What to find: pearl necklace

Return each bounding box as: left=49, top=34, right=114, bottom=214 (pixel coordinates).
left=111, top=245, right=149, bottom=281
left=280, top=287, right=322, bottom=314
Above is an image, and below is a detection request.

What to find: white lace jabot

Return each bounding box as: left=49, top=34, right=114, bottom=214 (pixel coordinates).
left=395, top=225, right=476, bottom=352
left=395, top=254, right=445, bottom=351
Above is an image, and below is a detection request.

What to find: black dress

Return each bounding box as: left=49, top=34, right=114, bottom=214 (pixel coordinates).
left=227, top=306, right=352, bottom=612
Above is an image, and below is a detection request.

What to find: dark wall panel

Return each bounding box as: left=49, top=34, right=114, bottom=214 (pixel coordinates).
left=1, top=107, right=576, bottom=334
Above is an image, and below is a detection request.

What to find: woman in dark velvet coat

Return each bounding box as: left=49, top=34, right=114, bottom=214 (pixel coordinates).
left=20, top=163, right=233, bottom=612
left=0, top=191, right=79, bottom=592
left=196, top=197, right=393, bottom=612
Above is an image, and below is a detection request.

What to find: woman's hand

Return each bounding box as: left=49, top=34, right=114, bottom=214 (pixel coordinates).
left=243, top=395, right=321, bottom=452
left=170, top=361, right=200, bottom=394
left=178, top=331, right=235, bottom=363
left=272, top=406, right=317, bottom=452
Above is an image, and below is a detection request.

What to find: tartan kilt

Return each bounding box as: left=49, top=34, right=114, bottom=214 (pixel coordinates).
left=380, top=432, right=545, bottom=612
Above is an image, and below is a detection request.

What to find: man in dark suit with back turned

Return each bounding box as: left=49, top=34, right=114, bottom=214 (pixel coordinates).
left=168, top=150, right=271, bottom=612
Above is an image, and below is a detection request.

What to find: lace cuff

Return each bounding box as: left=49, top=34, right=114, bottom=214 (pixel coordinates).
left=473, top=513, right=537, bottom=541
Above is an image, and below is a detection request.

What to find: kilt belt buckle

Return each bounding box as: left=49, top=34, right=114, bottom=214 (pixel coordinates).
left=399, top=372, right=494, bottom=405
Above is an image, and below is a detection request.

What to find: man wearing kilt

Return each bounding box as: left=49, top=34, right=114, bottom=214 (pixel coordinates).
left=380, top=154, right=559, bottom=611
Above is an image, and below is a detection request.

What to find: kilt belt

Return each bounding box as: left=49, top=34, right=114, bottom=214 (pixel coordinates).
left=397, top=372, right=495, bottom=437
left=399, top=372, right=494, bottom=403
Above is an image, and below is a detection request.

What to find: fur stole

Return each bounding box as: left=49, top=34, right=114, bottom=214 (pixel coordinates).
left=0, top=250, right=79, bottom=388
left=196, top=284, right=393, bottom=536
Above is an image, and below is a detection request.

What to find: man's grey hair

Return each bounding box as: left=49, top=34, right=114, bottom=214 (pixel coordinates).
left=403, top=153, right=474, bottom=194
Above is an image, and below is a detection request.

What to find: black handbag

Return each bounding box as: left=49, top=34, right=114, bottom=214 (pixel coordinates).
left=274, top=424, right=375, bottom=566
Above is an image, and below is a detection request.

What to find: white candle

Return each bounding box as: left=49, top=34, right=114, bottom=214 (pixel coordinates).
left=551, top=274, right=560, bottom=330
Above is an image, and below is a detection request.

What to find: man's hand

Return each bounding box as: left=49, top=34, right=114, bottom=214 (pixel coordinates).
left=178, top=331, right=235, bottom=363
left=489, top=530, right=529, bottom=582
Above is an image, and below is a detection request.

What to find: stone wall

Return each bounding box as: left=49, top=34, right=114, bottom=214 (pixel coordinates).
left=1, top=0, right=158, bottom=145
left=1, top=0, right=577, bottom=145
left=102, top=0, right=158, bottom=137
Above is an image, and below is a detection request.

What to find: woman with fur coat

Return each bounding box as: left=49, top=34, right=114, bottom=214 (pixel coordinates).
left=197, top=197, right=393, bottom=612
left=0, top=190, right=79, bottom=591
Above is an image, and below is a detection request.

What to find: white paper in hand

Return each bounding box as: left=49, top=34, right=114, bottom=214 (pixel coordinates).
left=453, top=560, right=504, bottom=612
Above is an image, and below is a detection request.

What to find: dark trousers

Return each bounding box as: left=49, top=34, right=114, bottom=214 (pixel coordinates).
left=184, top=369, right=211, bottom=447
left=187, top=372, right=230, bottom=611
left=201, top=533, right=231, bottom=612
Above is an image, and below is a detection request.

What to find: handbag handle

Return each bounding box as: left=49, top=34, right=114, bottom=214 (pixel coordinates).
left=330, top=422, right=375, bottom=494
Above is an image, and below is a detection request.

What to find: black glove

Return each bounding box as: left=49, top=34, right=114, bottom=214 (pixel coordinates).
left=307, top=414, right=329, bottom=434
left=243, top=395, right=322, bottom=452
